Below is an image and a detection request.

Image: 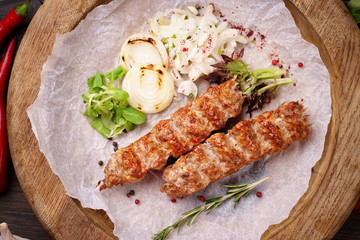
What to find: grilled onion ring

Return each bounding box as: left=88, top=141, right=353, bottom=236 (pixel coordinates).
left=122, top=64, right=174, bottom=114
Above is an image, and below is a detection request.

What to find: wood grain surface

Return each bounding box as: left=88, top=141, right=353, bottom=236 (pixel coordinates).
left=4, top=0, right=360, bottom=239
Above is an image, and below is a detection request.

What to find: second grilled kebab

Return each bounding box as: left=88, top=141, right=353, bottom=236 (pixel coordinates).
left=161, top=101, right=311, bottom=198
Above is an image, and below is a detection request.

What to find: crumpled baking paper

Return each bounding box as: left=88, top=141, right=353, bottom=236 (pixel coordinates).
left=27, top=0, right=331, bottom=239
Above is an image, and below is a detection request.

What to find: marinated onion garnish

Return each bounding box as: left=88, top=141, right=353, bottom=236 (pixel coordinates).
left=122, top=64, right=174, bottom=114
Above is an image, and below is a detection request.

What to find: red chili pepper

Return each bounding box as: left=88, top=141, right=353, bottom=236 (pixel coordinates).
left=0, top=0, right=31, bottom=48
left=0, top=38, right=16, bottom=193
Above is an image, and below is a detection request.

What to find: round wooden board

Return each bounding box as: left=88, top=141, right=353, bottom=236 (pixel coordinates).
left=6, top=0, right=360, bottom=239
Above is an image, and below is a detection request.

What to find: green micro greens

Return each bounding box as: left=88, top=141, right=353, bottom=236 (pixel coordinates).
left=225, top=59, right=293, bottom=97
left=82, top=65, right=146, bottom=139
left=208, top=56, right=293, bottom=114
left=152, top=177, right=270, bottom=240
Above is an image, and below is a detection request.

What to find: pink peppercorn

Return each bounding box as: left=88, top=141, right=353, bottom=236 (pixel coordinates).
left=135, top=199, right=140, bottom=204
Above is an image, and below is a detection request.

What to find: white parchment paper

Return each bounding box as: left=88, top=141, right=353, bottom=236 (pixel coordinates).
left=27, top=0, right=331, bottom=239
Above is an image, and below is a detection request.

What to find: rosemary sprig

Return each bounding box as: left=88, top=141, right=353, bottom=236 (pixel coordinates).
left=152, top=177, right=270, bottom=240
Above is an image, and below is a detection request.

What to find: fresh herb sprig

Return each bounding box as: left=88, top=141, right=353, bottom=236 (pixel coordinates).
left=82, top=65, right=146, bottom=138
left=153, top=177, right=270, bottom=240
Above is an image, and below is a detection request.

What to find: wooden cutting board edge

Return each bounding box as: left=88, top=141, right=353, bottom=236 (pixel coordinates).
left=6, top=0, right=360, bottom=239
left=263, top=0, right=360, bottom=239
left=8, top=0, right=115, bottom=239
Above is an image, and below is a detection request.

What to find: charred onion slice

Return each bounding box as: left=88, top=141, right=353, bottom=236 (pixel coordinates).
left=122, top=64, right=174, bottom=114
left=119, top=33, right=169, bottom=70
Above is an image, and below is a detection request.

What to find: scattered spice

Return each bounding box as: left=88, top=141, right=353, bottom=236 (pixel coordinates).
left=256, top=192, right=262, bottom=197
left=135, top=199, right=140, bottom=204
left=228, top=23, right=267, bottom=49
left=171, top=197, right=176, bottom=203
left=272, top=59, right=278, bottom=65
left=98, top=161, right=104, bottom=166
left=246, top=29, right=254, bottom=38
left=126, top=189, right=135, bottom=197
left=229, top=178, right=237, bottom=185
left=113, top=141, right=118, bottom=152
left=199, top=196, right=205, bottom=202
left=298, top=62, right=303, bottom=67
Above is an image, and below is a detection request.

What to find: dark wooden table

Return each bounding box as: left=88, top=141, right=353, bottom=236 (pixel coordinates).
left=0, top=0, right=359, bottom=239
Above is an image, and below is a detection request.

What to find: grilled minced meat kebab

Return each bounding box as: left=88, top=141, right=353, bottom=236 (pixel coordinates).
left=99, top=77, right=244, bottom=190
left=98, top=57, right=293, bottom=191
left=161, top=101, right=310, bottom=198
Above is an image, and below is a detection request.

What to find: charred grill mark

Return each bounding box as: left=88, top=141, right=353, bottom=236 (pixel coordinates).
left=158, top=78, right=162, bottom=88
left=128, top=38, right=156, bottom=45
left=153, top=120, right=188, bottom=158
left=147, top=37, right=156, bottom=45
left=139, top=64, right=155, bottom=71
